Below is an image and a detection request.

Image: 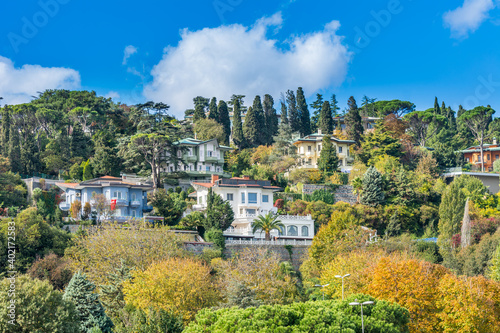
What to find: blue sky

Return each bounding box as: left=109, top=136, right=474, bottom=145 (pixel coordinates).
left=1, top=0, right=499, bottom=118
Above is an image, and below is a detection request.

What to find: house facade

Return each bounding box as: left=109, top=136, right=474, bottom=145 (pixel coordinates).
left=458, top=140, right=500, bottom=171
left=56, top=176, right=153, bottom=220
left=191, top=175, right=314, bottom=240
left=293, top=131, right=356, bottom=172
left=333, top=116, right=378, bottom=133
left=162, top=138, right=232, bottom=189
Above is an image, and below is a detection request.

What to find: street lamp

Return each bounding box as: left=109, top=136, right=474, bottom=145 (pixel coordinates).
left=314, top=283, right=330, bottom=300
left=349, top=299, right=374, bottom=333
left=334, top=273, right=350, bottom=300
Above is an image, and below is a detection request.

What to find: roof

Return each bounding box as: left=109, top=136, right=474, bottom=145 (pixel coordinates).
left=192, top=177, right=282, bottom=191
left=56, top=176, right=154, bottom=191
left=175, top=138, right=232, bottom=150
left=458, top=144, right=500, bottom=153
left=55, top=182, right=79, bottom=190
left=293, top=133, right=355, bottom=145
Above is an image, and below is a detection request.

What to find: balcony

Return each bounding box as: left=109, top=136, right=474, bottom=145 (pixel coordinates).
left=187, top=171, right=231, bottom=178
left=204, top=155, right=223, bottom=163
left=192, top=204, right=205, bottom=211
left=112, top=199, right=128, bottom=207
left=223, top=227, right=253, bottom=237
left=143, top=204, right=153, bottom=212
left=184, top=155, right=198, bottom=163
left=130, top=200, right=141, bottom=207
left=59, top=202, right=71, bottom=211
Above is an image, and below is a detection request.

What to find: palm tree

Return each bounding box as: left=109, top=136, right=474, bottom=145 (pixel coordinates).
left=352, top=176, right=363, bottom=203
left=251, top=212, right=284, bottom=241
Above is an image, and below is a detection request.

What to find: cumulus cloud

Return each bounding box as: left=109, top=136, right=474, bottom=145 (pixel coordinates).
left=105, top=91, right=120, bottom=100
left=143, top=13, right=351, bottom=118
left=122, top=45, right=138, bottom=65
left=443, top=0, right=496, bottom=38
left=0, top=56, right=80, bottom=105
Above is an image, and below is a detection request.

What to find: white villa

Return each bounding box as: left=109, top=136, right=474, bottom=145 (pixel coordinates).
left=191, top=175, right=314, bottom=241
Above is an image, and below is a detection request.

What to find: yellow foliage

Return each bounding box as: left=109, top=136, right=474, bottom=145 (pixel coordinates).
left=348, top=161, right=368, bottom=183
left=373, top=154, right=400, bottom=175
left=123, top=257, right=219, bottom=322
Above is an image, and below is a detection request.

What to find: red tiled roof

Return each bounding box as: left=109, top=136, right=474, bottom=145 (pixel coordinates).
left=191, top=182, right=214, bottom=188
left=55, top=182, right=79, bottom=189
left=99, top=176, right=121, bottom=180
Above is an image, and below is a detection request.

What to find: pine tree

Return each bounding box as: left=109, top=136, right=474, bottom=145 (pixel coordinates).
left=330, top=94, right=340, bottom=117
left=205, top=188, right=234, bottom=231
left=251, top=96, right=265, bottom=145
left=296, top=87, right=311, bottom=136
left=208, top=97, right=218, bottom=121
left=344, top=96, right=364, bottom=146
left=360, top=166, right=385, bottom=207
left=92, top=131, right=121, bottom=177
left=263, top=94, right=278, bottom=145
left=63, top=271, right=113, bottom=333
left=71, top=123, right=89, bottom=159
left=318, top=101, right=333, bottom=134
left=99, top=261, right=132, bottom=321
left=273, top=122, right=293, bottom=156
left=243, top=106, right=259, bottom=147
left=286, top=90, right=300, bottom=133
left=193, top=96, right=208, bottom=122
left=231, top=97, right=246, bottom=149
left=8, top=123, right=22, bottom=173
left=310, top=93, right=324, bottom=133
left=317, top=135, right=339, bottom=177
left=218, top=100, right=231, bottom=145
left=1, top=106, right=10, bottom=156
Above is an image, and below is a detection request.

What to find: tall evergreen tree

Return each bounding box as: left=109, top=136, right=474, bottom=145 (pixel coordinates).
left=63, top=271, right=113, bottom=333
left=71, top=123, right=90, bottom=159
left=231, top=97, right=246, bottom=149
left=433, top=97, right=441, bottom=115
left=344, top=96, right=364, bottom=146
left=208, top=97, right=218, bottom=121
left=1, top=106, right=10, bottom=156
left=193, top=96, right=208, bottom=122
left=286, top=90, right=300, bottom=133
left=330, top=94, right=340, bottom=117
left=273, top=122, right=293, bottom=156
left=252, top=96, right=265, bottom=145
left=8, top=123, right=22, bottom=173
left=263, top=94, right=278, bottom=145
left=317, top=135, right=339, bottom=177
left=218, top=100, right=231, bottom=145
left=21, top=131, right=40, bottom=175
left=205, top=187, right=234, bottom=231
left=243, top=106, right=259, bottom=147
left=296, top=87, right=311, bottom=136
left=360, top=166, right=385, bottom=207
left=318, top=101, right=333, bottom=134
left=92, top=131, right=121, bottom=177
left=310, top=93, right=324, bottom=133
left=280, top=100, right=288, bottom=125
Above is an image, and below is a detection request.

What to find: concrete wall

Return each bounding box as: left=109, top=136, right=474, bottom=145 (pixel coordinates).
left=223, top=244, right=310, bottom=270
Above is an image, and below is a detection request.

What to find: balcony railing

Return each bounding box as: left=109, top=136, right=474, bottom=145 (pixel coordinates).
left=130, top=200, right=141, bottom=207
left=226, top=239, right=312, bottom=246
left=223, top=227, right=253, bottom=236
left=113, top=199, right=129, bottom=206
left=59, top=202, right=71, bottom=211
left=192, top=204, right=205, bottom=211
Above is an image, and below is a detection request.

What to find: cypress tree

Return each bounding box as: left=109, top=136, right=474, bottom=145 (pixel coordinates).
left=360, top=166, right=385, bottom=207
left=8, top=123, right=22, bottom=173
left=330, top=94, right=340, bottom=117
left=318, top=101, right=333, bottom=134
left=251, top=96, right=265, bottom=145
left=286, top=90, right=300, bottom=133
left=231, top=98, right=246, bottom=149
left=263, top=94, right=278, bottom=145
left=297, top=87, right=311, bottom=136
left=218, top=100, right=231, bottom=145
left=344, top=96, right=364, bottom=146
left=208, top=97, right=218, bottom=121
left=1, top=106, right=10, bottom=156
left=71, top=123, right=89, bottom=159
left=433, top=97, right=441, bottom=115
left=63, top=271, right=113, bottom=333
left=21, top=131, right=40, bottom=175
left=317, top=134, right=339, bottom=177
left=280, top=100, right=288, bottom=125
left=193, top=96, right=208, bottom=122
left=243, top=106, right=259, bottom=147
left=310, top=93, right=324, bottom=133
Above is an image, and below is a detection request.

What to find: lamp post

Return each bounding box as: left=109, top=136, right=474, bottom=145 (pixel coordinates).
left=314, top=283, right=330, bottom=300
left=334, top=273, right=350, bottom=300
left=349, top=299, right=374, bottom=333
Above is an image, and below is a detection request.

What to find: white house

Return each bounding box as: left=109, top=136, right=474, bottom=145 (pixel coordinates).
left=191, top=175, right=314, bottom=241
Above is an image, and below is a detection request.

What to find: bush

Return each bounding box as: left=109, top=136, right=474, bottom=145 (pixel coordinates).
left=27, top=253, right=73, bottom=290
left=205, top=228, right=225, bottom=250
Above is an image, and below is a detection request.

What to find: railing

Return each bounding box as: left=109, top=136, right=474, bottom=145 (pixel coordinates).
left=223, top=227, right=253, bottom=235
left=226, top=239, right=312, bottom=246
left=113, top=199, right=129, bottom=206
left=192, top=204, right=205, bottom=210
left=278, top=214, right=312, bottom=220
left=59, top=203, right=71, bottom=211
left=130, top=200, right=141, bottom=207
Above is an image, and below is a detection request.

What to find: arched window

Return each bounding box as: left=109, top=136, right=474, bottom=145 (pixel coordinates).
left=301, top=226, right=309, bottom=237
left=287, top=225, right=298, bottom=236
left=279, top=226, right=285, bottom=236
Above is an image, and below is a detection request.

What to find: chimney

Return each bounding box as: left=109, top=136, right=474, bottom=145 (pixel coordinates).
left=211, top=174, right=219, bottom=183
left=318, top=129, right=322, bottom=135
left=242, top=175, right=250, bottom=180
left=494, top=137, right=497, bottom=145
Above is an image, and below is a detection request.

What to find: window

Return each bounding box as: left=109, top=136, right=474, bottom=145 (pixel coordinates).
left=248, top=193, right=257, bottom=204
left=487, top=154, right=490, bottom=161
left=478, top=155, right=482, bottom=162
left=301, top=226, right=309, bottom=237
left=113, top=191, right=122, bottom=199
left=466, top=157, right=470, bottom=162
left=496, top=155, right=499, bottom=160
left=131, top=210, right=136, bottom=217
left=131, top=193, right=136, bottom=201
left=241, top=192, right=245, bottom=203
left=227, top=193, right=233, bottom=201
left=287, top=225, right=298, bottom=236
left=262, top=195, right=269, bottom=203
left=199, top=165, right=202, bottom=171
left=318, top=144, right=321, bottom=152
left=246, top=209, right=256, bottom=215
left=208, top=151, right=213, bottom=157
left=339, top=146, right=343, bottom=153
left=188, top=148, right=193, bottom=156
left=206, top=166, right=210, bottom=172
left=279, top=226, right=285, bottom=236
left=308, top=146, right=311, bottom=152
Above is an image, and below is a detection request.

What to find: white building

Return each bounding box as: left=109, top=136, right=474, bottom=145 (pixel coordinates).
left=191, top=175, right=314, bottom=241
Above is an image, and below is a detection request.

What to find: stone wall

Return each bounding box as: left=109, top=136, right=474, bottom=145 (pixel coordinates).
left=223, top=244, right=310, bottom=270
left=334, top=185, right=357, bottom=204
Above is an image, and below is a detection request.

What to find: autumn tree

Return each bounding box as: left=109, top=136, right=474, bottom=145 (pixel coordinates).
left=70, top=200, right=82, bottom=219
left=459, top=106, right=494, bottom=171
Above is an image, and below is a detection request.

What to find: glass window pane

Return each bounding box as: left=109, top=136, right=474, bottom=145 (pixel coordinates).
left=248, top=193, right=257, bottom=204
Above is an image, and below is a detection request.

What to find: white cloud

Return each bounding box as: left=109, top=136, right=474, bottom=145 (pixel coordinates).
left=144, top=13, right=351, bottom=118
left=0, top=56, right=80, bottom=105
left=105, top=91, right=120, bottom=100
left=443, top=0, right=496, bottom=38
left=122, top=45, right=138, bottom=65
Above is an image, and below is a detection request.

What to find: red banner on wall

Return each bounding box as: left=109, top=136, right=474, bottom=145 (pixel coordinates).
left=110, top=199, right=117, bottom=211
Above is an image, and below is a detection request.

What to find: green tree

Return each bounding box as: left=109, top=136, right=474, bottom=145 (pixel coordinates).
left=287, top=89, right=301, bottom=133
left=273, top=122, right=294, bottom=156
left=459, top=106, right=494, bottom=171
left=117, top=308, right=184, bottom=333
left=207, top=97, right=218, bottom=120
left=63, top=271, right=113, bottom=333
left=358, top=124, right=402, bottom=165
left=330, top=94, right=340, bottom=117
left=252, top=95, right=266, bottom=144
left=20, top=131, right=40, bottom=175
left=147, top=189, right=184, bottom=225
left=1, top=106, right=10, bottom=156
left=317, top=135, right=339, bottom=177
left=309, top=93, right=324, bottom=133
left=8, top=123, right=22, bottom=173
left=0, top=171, right=27, bottom=209
left=318, top=101, right=333, bottom=134
left=92, top=130, right=121, bottom=177
left=218, top=100, right=231, bottom=145
left=280, top=98, right=288, bottom=125
left=99, top=261, right=132, bottom=325
left=297, top=87, right=311, bottom=136
left=231, top=96, right=246, bottom=149
left=243, top=106, right=259, bottom=147
left=405, top=110, right=446, bottom=147
left=71, top=123, right=90, bottom=159
left=360, top=166, right=385, bottom=207
left=490, top=243, right=500, bottom=281
left=205, top=188, right=234, bottom=231
left=263, top=94, right=278, bottom=145
left=194, top=118, right=225, bottom=143
left=344, top=96, right=364, bottom=146
left=192, top=96, right=208, bottom=122
left=82, top=159, right=94, bottom=180
left=251, top=212, right=284, bottom=240
left=0, top=275, right=79, bottom=332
